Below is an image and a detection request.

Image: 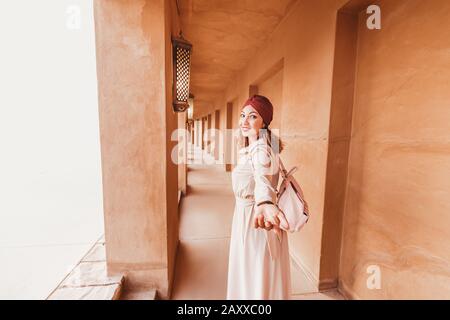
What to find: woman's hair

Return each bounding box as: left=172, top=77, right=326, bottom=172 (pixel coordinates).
left=237, top=123, right=284, bottom=154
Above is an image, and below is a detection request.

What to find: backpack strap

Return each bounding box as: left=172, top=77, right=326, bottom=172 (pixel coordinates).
left=278, top=156, right=297, bottom=179
left=278, top=156, right=288, bottom=179
left=277, top=156, right=311, bottom=219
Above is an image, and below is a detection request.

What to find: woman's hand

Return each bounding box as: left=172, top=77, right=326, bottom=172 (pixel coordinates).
left=253, top=203, right=289, bottom=237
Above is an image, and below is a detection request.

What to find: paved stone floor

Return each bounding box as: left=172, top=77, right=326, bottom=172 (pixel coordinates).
left=47, top=235, right=123, bottom=300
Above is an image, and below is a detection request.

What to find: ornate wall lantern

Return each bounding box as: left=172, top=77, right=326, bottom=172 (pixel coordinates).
left=172, top=33, right=193, bottom=112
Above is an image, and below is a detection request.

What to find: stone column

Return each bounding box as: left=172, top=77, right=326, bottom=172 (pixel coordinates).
left=94, top=0, right=178, bottom=299
left=214, top=109, right=220, bottom=161
left=225, top=103, right=233, bottom=172
left=178, top=112, right=187, bottom=195
left=194, top=120, right=199, bottom=147
left=201, top=117, right=206, bottom=150
left=206, top=114, right=212, bottom=154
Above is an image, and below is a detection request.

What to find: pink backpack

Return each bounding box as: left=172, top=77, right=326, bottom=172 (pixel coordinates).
left=277, top=157, right=310, bottom=232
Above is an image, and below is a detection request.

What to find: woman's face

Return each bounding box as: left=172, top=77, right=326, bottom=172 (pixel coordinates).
left=239, top=105, right=264, bottom=138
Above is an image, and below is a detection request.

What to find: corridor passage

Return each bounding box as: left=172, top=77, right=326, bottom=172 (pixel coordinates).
left=171, top=144, right=344, bottom=300
left=171, top=144, right=234, bottom=299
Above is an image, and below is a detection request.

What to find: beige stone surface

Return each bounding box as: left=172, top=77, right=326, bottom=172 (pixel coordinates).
left=178, top=112, right=188, bottom=196
left=93, top=0, right=179, bottom=299
left=178, top=0, right=298, bottom=117
left=61, top=261, right=122, bottom=288
left=83, top=243, right=106, bottom=262
left=120, top=289, right=157, bottom=300
left=257, top=65, right=284, bottom=132
left=292, top=290, right=345, bottom=300
left=213, top=110, right=221, bottom=160
left=48, top=284, right=121, bottom=300
left=48, top=237, right=123, bottom=300
left=290, top=255, right=318, bottom=295
left=320, top=9, right=358, bottom=289
left=172, top=147, right=234, bottom=299
left=338, top=0, right=450, bottom=299
left=172, top=238, right=231, bottom=299
left=179, top=185, right=234, bottom=240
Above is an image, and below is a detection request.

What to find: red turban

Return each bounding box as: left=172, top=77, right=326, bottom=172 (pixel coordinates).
left=242, top=95, right=274, bottom=127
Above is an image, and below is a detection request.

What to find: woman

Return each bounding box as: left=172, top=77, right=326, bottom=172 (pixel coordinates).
left=226, top=95, right=291, bottom=300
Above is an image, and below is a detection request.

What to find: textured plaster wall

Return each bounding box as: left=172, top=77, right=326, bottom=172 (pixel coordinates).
left=339, top=0, right=450, bottom=299
left=320, top=9, right=359, bottom=290
left=94, top=0, right=178, bottom=298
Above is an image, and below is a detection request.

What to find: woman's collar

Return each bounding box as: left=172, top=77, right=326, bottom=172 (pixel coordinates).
left=248, top=137, right=264, bottom=148
left=239, top=137, right=265, bottom=154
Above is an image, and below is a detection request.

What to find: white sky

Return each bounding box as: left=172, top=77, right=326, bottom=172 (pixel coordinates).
left=0, top=0, right=104, bottom=299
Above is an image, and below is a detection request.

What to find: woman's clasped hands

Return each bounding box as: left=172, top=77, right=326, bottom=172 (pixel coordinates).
left=253, top=203, right=289, bottom=239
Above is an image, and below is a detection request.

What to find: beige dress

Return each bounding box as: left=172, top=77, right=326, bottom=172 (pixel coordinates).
left=226, top=138, right=291, bottom=300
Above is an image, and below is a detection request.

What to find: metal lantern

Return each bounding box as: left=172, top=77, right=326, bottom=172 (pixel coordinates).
left=172, top=33, right=193, bottom=112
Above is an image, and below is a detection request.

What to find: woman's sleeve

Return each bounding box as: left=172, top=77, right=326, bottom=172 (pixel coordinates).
left=250, top=143, right=278, bottom=205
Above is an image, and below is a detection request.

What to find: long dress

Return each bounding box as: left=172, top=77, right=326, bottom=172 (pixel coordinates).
left=226, top=138, right=291, bottom=300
